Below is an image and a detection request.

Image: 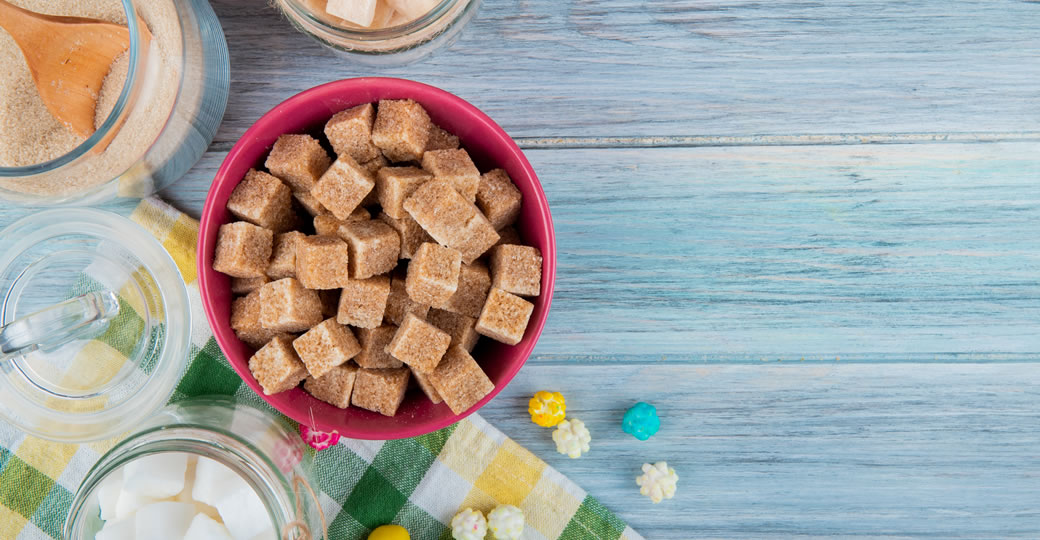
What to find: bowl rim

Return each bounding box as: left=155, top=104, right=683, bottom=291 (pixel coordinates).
left=198, top=77, right=555, bottom=440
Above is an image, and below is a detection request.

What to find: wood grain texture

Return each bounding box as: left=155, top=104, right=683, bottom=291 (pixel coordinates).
left=152, top=141, right=1040, bottom=361
left=481, top=363, right=1040, bottom=538
left=203, top=0, right=1040, bottom=138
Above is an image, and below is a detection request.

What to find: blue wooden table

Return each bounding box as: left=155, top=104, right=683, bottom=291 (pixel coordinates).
left=6, top=1, right=1040, bottom=537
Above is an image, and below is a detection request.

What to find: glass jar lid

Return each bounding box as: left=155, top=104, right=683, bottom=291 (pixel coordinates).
left=0, top=209, right=190, bottom=442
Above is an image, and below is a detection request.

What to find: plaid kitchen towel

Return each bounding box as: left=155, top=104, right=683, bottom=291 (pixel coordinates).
left=0, top=198, right=643, bottom=540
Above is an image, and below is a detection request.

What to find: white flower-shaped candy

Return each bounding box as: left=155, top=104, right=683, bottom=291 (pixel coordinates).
left=552, top=418, right=591, bottom=458
left=451, top=508, right=487, bottom=540
left=487, top=505, right=525, bottom=540
left=636, top=461, right=678, bottom=503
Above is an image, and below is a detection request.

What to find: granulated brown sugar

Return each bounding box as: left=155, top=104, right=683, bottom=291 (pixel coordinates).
left=0, top=0, right=181, bottom=198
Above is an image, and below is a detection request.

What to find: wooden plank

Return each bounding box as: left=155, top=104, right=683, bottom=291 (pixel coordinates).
left=208, top=0, right=1040, bottom=138
left=152, top=141, right=1040, bottom=361
left=521, top=142, right=1040, bottom=361
left=480, top=363, right=1040, bottom=538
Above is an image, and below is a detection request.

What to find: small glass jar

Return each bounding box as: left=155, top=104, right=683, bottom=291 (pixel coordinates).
left=0, top=0, right=229, bottom=205
left=0, top=209, right=190, bottom=442
left=63, top=397, right=324, bottom=539
left=275, top=0, right=481, bottom=65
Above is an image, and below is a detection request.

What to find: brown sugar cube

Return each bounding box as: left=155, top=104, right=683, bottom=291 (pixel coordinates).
left=489, top=244, right=543, bottom=297
left=385, top=274, right=429, bottom=325
left=411, top=368, right=442, bottom=404
left=476, top=169, right=523, bottom=230
left=371, top=99, right=431, bottom=162
left=304, top=363, right=359, bottom=409
left=403, top=180, right=499, bottom=264
left=231, top=276, right=269, bottom=295
left=294, top=235, right=351, bottom=290
left=292, top=318, right=361, bottom=378
left=428, top=346, right=494, bottom=415
left=351, top=367, right=410, bottom=416
left=259, top=278, right=324, bottom=332
left=267, top=231, right=305, bottom=280
left=421, top=149, right=480, bottom=202
left=293, top=190, right=327, bottom=217
left=427, top=308, right=480, bottom=352
left=231, top=290, right=280, bottom=348
left=494, top=226, right=522, bottom=247
left=337, top=275, right=391, bottom=329
left=376, top=166, right=433, bottom=219
left=213, top=222, right=273, bottom=278
left=433, top=261, right=491, bottom=318
left=475, top=288, right=534, bottom=346
left=338, top=220, right=400, bottom=279
left=355, top=325, right=403, bottom=369
left=406, top=243, right=462, bottom=306
left=319, top=289, right=340, bottom=318
left=313, top=214, right=343, bottom=237
left=311, top=155, right=376, bottom=221
left=227, top=169, right=294, bottom=232
left=314, top=208, right=371, bottom=236
left=265, top=134, right=331, bottom=193
left=424, top=124, right=459, bottom=152
left=378, top=211, right=433, bottom=259
left=324, top=104, right=381, bottom=163
left=361, top=154, right=389, bottom=177
left=360, top=156, right=389, bottom=208
left=385, top=313, right=451, bottom=373
left=248, top=335, right=308, bottom=395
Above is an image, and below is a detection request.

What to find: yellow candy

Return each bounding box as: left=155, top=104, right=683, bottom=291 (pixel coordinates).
left=368, top=524, right=410, bottom=540
left=528, top=391, right=566, bottom=427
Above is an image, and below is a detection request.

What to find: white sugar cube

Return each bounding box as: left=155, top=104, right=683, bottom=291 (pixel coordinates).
left=134, top=501, right=197, bottom=540
left=122, top=452, right=189, bottom=498
left=97, top=469, right=122, bottom=521
left=115, top=490, right=160, bottom=521
left=95, top=517, right=135, bottom=540
left=184, top=513, right=234, bottom=540
left=386, top=0, right=438, bottom=19
left=192, top=457, right=242, bottom=508
left=215, top=484, right=273, bottom=540
left=327, top=0, right=378, bottom=26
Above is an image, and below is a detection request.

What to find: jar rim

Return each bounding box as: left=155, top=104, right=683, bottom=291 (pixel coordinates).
left=280, top=0, right=461, bottom=41
left=0, top=0, right=145, bottom=178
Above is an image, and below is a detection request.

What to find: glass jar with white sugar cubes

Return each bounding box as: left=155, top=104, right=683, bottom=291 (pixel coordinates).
left=275, top=0, right=481, bottom=64
left=63, top=397, right=324, bottom=540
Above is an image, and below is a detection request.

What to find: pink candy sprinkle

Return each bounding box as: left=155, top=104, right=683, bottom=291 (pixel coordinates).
left=300, top=424, right=341, bottom=450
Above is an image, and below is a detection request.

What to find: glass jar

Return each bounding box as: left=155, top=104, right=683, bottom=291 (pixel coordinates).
left=275, top=0, right=481, bottom=65
left=63, top=397, right=324, bottom=539
left=0, top=209, right=190, bottom=442
left=0, top=0, right=230, bottom=205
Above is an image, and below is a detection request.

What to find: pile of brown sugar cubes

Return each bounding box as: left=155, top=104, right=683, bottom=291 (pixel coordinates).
left=212, top=99, right=543, bottom=418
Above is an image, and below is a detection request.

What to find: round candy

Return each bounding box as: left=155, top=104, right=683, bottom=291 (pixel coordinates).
left=300, top=424, right=341, bottom=450
left=552, top=418, right=591, bottom=458
left=488, top=505, right=525, bottom=540
left=622, top=402, right=660, bottom=441
left=368, top=524, right=410, bottom=540
left=528, top=391, right=566, bottom=427
left=636, top=461, right=678, bottom=503
left=451, top=508, right=487, bottom=540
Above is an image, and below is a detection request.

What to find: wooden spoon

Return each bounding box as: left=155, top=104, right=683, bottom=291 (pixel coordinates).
left=0, top=1, right=146, bottom=139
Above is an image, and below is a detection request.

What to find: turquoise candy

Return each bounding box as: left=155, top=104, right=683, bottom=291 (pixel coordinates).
left=622, top=402, right=660, bottom=441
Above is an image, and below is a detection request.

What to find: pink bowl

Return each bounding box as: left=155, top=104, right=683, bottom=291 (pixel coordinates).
left=198, top=78, right=555, bottom=440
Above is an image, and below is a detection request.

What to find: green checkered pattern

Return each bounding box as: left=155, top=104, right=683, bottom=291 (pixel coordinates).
left=0, top=198, right=643, bottom=540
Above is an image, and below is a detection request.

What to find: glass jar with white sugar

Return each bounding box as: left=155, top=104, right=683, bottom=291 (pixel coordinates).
left=0, top=0, right=229, bottom=205
left=275, top=0, right=481, bottom=65
left=63, top=397, right=325, bottom=540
